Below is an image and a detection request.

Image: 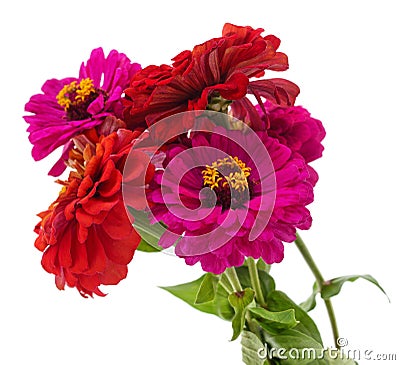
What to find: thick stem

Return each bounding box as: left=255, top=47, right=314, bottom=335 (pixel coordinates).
left=294, top=233, right=340, bottom=349
left=225, top=267, right=243, bottom=292
left=247, top=258, right=266, bottom=306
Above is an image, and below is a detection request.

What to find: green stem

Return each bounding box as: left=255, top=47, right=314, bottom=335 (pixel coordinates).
left=247, top=258, right=266, bottom=306
left=220, top=273, right=234, bottom=294
left=245, top=313, right=273, bottom=364
left=324, top=298, right=340, bottom=349
left=294, top=233, right=340, bottom=349
left=294, top=233, right=324, bottom=284
left=225, top=267, right=243, bottom=292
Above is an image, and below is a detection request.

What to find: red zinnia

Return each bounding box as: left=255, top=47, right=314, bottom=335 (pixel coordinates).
left=34, top=129, right=153, bottom=297
left=123, top=23, right=299, bottom=133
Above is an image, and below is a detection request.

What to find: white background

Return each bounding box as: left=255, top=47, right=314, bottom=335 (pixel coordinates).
left=1, top=1, right=399, bottom=364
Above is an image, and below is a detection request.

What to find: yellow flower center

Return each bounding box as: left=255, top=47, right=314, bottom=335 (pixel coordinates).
left=56, top=78, right=96, bottom=111
left=202, top=156, right=251, bottom=192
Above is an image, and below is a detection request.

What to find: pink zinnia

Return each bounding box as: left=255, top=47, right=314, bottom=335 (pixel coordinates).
left=146, top=126, right=314, bottom=274
left=254, top=101, right=326, bottom=185
left=257, top=101, right=326, bottom=163
left=24, top=48, right=140, bottom=176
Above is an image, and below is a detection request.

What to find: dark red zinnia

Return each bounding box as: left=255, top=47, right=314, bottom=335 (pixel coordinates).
left=34, top=129, right=153, bottom=297
left=123, top=23, right=299, bottom=134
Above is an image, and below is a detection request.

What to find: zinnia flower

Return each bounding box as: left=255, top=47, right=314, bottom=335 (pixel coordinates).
left=259, top=102, right=326, bottom=163
left=24, top=48, right=140, bottom=176
left=123, top=23, right=299, bottom=135
left=146, top=125, right=313, bottom=274
left=34, top=129, right=153, bottom=297
left=255, top=101, right=326, bottom=185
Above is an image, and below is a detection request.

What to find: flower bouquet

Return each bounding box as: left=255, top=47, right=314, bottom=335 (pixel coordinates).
left=25, top=23, right=387, bottom=364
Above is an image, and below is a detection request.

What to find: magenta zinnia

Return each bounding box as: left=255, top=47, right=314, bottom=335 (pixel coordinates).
left=255, top=101, right=326, bottom=186
left=146, top=126, right=314, bottom=274
left=257, top=101, right=326, bottom=163
left=24, top=48, right=140, bottom=176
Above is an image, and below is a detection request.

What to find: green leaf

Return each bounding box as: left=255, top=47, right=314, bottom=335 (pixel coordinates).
left=249, top=307, right=298, bottom=333
left=160, top=274, right=234, bottom=321
left=236, top=266, right=275, bottom=299
left=219, top=272, right=233, bottom=293
left=264, top=328, right=322, bottom=349
left=324, top=352, right=359, bottom=365
left=267, top=291, right=323, bottom=345
left=321, top=274, right=389, bottom=301
left=241, top=330, right=266, bottom=365
left=136, top=239, right=162, bottom=252
left=195, top=273, right=218, bottom=304
left=263, top=328, right=325, bottom=365
left=258, top=271, right=276, bottom=300
left=228, top=288, right=255, bottom=341
left=261, top=328, right=359, bottom=365
left=300, top=282, right=319, bottom=312
left=257, top=259, right=271, bottom=273
left=128, top=207, right=165, bottom=252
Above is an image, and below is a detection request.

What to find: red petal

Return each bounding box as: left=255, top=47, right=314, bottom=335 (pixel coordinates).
left=81, top=196, right=118, bottom=215
left=215, top=72, right=249, bottom=100
left=84, top=153, right=102, bottom=178
left=76, top=207, right=109, bottom=230
left=84, top=230, right=107, bottom=275
left=41, top=245, right=59, bottom=275
left=70, top=240, right=89, bottom=273
left=230, top=97, right=264, bottom=130
left=122, top=185, right=148, bottom=210
left=64, top=268, right=78, bottom=287
left=265, top=34, right=281, bottom=50
left=98, top=167, right=122, bottom=198
left=77, top=224, right=88, bottom=243
left=55, top=269, right=65, bottom=290
left=123, top=151, right=150, bottom=184
left=270, top=78, right=301, bottom=105
left=76, top=208, right=93, bottom=228
left=249, top=79, right=300, bottom=106
left=101, top=226, right=140, bottom=265
left=101, top=201, right=134, bottom=240
left=78, top=274, right=101, bottom=293
left=57, top=226, right=72, bottom=268
left=113, top=129, right=136, bottom=155
left=99, top=259, right=128, bottom=285
left=34, top=233, right=47, bottom=251
left=64, top=199, right=78, bottom=220
left=77, top=176, right=94, bottom=198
